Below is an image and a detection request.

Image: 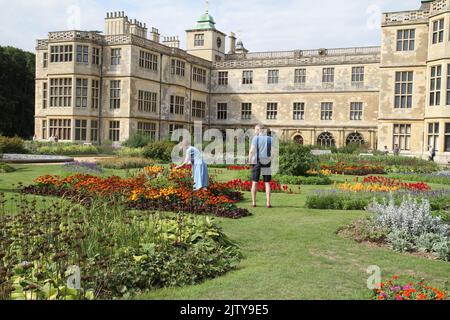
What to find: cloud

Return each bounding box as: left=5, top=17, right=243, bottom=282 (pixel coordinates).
left=0, top=0, right=420, bottom=53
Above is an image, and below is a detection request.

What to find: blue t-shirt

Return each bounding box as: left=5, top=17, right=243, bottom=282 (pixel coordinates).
left=251, top=136, right=272, bottom=164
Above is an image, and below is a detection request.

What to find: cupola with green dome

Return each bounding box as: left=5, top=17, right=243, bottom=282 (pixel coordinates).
left=196, top=11, right=216, bottom=30
left=185, top=1, right=227, bottom=62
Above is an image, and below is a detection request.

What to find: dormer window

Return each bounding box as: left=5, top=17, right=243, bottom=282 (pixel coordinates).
left=194, top=34, right=205, bottom=47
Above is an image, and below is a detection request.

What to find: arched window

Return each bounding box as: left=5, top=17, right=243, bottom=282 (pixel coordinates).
left=346, top=132, right=365, bottom=146
left=293, top=135, right=304, bottom=145
left=317, top=132, right=336, bottom=148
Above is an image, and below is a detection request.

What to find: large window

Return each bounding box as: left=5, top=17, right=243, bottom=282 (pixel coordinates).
left=393, top=124, right=411, bottom=151
left=76, top=45, right=89, bottom=63
left=394, top=71, right=413, bottom=109
left=90, top=120, right=98, bottom=142
left=242, top=70, right=253, bottom=85
left=193, top=67, right=207, bottom=84
left=92, top=47, right=100, bottom=65
left=241, top=103, right=252, bottom=120
left=169, top=124, right=184, bottom=137
left=50, top=78, right=72, bottom=107
left=138, top=122, right=157, bottom=140
left=194, top=34, right=204, bottom=47
left=139, top=51, right=158, bottom=71
left=352, top=67, right=365, bottom=84
left=171, top=59, right=185, bottom=77
left=50, top=45, right=73, bottom=63
left=294, top=69, right=306, bottom=85
left=350, top=102, right=363, bottom=121
left=317, top=132, right=336, bottom=148
left=111, top=48, right=121, bottom=65
left=321, top=102, right=333, bottom=120
left=75, top=79, right=88, bottom=108
left=42, top=82, right=48, bottom=109
left=170, top=96, right=185, bottom=115
left=91, top=80, right=100, bottom=109
left=75, top=119, right=87, bottom=141
left=322, top=68, right=334, bottom=83
left=447, top=65, right=450, bottom=105
left=138, top=91, right=157, bottom=113
left=446, top=123, right=450, bottom=152
left=217, top=103, right=228, bottom=120
left=430, top=65, right=442, bottom=106
left=293, top=102, right=305, bottom=120
left=49, top=119, right=71, bottom=140
left=267, top=103, right=278, bottom=120
left=268, top=70, right=279, bottom=84
left=428, top=123, right=440, bottom=151
left=432, top=19, right=444, bottom=44
left=218, top=71, right=228, bottom=85
left=110, top=80, right=121, bottom=109
left=43, top=52, right=48, bottom=68
left=192, top=100, right=206, bottom=119
left=42, top=120, right=47, bottom=139
left=397, top=29, right=415, bottom=51
left=109, top=121, right=120, bottom=142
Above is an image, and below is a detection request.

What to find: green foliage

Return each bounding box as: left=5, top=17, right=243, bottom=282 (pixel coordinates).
left=36, top=144, right=99, bottom=156
left=99, top=157, right=154, bottom=169
left=0, top=136, right=27, bottom=154
left=0, top=46, right=35, bottom=138
left=0, top=162, right=16, bottom=173
left=388, top=173, right=450, bottom=185
left=274, top=174, right=332, bottom=186
left=143, top=141, right=176, bottom=163
left=279, top=143, right=316, bottom=176
left=0, top=195, right=241, bottom=300
left=331, top=143, right=369, bottom=155
left=115, top=147, right=145, bottom=158
left=123, top=134, right=153, bottom=149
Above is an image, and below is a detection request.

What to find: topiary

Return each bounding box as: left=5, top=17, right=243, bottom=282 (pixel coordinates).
left=279, top=143, right=317, bottom=176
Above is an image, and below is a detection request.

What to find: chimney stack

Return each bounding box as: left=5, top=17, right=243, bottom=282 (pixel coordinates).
left=150, top=27, right=160, bottom=43
left=228, top=32, right=237, bottom=54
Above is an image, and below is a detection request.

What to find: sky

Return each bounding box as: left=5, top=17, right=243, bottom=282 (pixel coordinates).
left=0, top=0, right=421, bottom=53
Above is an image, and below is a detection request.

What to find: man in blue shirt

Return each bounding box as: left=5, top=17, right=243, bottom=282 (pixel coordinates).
left=248, top=125, right=273, bottom=208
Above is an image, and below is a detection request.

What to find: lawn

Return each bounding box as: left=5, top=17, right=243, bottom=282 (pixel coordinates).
left=1, top=165, right=449, bottom=300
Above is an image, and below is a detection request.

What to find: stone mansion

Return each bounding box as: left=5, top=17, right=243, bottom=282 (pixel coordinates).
left=35, top=0, right=450, bottom=163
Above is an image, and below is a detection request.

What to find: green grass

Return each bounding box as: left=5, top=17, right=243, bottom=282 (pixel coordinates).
left=1, top=165, right=449, bottom=300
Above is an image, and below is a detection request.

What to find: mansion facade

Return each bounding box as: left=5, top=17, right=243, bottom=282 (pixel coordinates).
left=35, top=0, right=450, bottom=163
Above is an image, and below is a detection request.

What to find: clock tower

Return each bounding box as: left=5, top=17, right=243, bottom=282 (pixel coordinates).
left=186, top=7, right=226, bottom=62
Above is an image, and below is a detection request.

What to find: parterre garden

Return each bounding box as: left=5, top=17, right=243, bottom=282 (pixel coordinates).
left=0, top=135, right=449, bottom=300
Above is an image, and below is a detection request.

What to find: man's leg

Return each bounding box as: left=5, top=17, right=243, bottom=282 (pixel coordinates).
left=252, top=182, right=258, bottom=206
left=265, top=182, right=271, bottom=207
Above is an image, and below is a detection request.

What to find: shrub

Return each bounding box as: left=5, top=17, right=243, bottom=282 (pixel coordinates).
left=0, top=136, right=27, bottom=154
left=99, top=157, right=154, bottom=169
left=123, top=133, right=153, bottom=149
left=274, top=175, right=332, bottom=185
left=64, top=161, right=104, bottom=174
left=143, top=141, right=176, bottom=163
left=115, top=147, right=145, bottom=158
left=368, top=197, right=449, bottom=260
left=279, top=143, right=316, bottom=176
left=36, top=144, right=99, bottom=156
left=0, top=162, right=16, bottom=173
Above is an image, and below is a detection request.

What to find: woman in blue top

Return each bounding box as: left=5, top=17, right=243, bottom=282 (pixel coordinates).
left=176, top=140, right=209, bottom=191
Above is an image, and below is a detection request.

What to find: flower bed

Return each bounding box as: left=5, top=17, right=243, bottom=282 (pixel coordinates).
left=306, top=189, right=450, bottom=211
left=373, top=276, right=447, bottom=300
left=320, top=162, right=385, bottom=176
left=22, top=166, right=251, bottom=219
left=225, top=179, right=296, bottom=194
left=338, top=176, right=432, bottom=193
left=0, top=194, right=241, bottom=300
left=64, top=161, right=104, bottom=174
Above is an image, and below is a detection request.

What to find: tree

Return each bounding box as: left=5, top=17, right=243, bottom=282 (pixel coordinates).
left=0, top=46, right=35, bottom=138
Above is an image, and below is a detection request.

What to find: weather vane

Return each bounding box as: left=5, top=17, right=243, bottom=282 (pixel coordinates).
left=206, top=0, right=209, bottom=13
